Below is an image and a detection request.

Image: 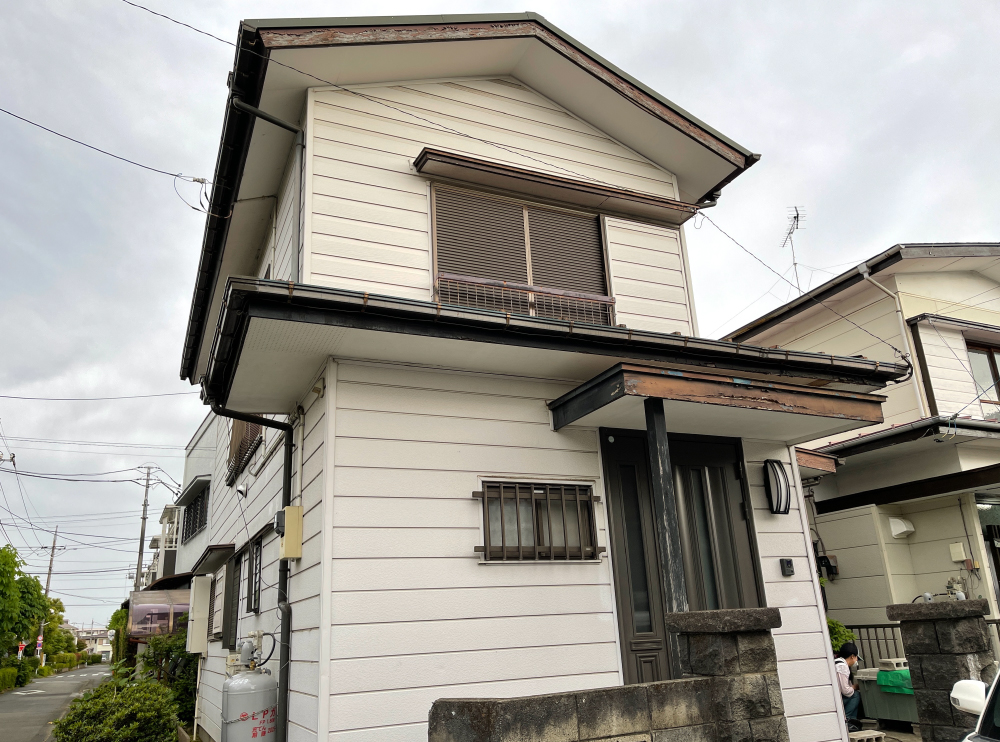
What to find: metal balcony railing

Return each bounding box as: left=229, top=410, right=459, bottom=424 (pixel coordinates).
left=437, top=273, right=615, bottom=327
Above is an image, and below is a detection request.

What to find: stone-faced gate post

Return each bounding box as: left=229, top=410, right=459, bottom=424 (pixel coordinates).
left=886, top=599, right=997, bottom=742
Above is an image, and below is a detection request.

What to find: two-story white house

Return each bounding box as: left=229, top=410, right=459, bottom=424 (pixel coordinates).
left=725, top=243, right=1000, bottom=655
left=173, top=13, right=910, bottom=742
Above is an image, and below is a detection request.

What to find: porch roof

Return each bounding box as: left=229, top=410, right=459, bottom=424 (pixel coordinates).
left=200, top=278, right=906, bottom=439
left=547, top=363, right=887, bottom=444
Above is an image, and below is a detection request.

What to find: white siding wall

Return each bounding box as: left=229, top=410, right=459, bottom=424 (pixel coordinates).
left=325, top=361, right=621, bottom=742
left=915, top=323, right=982, bottom=417
left=303, top=77, right=679, bottom=307
left=604, top=217, right=694, bottom=334
left=257, top=147, right=301, bottom=282
left=814, top=506, right=894, bottom=625
left=748, top=442, right=845, bottom=742
left=191, top=381, right=326, bottom=742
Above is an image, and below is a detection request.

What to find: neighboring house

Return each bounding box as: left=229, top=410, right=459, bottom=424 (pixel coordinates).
left=73, top=626, right=112, bottom=660
left=172, top=13, right=910, bottom=742
left=725, top=244, right=1000, bottom=650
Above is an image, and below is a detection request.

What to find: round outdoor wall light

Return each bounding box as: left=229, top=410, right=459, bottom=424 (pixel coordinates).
left=763, top=459, right=792, bottom=515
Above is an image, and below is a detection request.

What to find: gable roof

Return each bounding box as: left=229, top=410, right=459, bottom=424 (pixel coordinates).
left=181, top=13, right=760, bottom=383
left=723, top=243, right=1000, bottom=345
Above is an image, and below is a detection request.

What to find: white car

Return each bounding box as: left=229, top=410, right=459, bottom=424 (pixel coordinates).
left=952, top=677, right=1000, bottom=740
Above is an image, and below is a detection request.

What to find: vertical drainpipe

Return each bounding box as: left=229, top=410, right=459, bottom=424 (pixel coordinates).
left=858, top=266, right=928, bottom=418
left=210, top=403, right=293, bottom=742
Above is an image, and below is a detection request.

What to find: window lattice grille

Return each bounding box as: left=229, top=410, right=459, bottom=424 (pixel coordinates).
left=475, top=482, right=603, bottom=561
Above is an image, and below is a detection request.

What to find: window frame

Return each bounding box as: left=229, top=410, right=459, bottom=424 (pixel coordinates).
left=245, top=538, right=262, bottom=614
left=473, top=480, right=605, bottom=562
left=431, top=184, right=615, bottom=320
left=967, top=343, right=1000, bottom=406
left=181, top=488, right=209, bottom=544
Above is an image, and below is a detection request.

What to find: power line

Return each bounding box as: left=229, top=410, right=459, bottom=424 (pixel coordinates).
left=2, top=435, right=210, bottom=450
left=120, top=1, right=915, bottom=373
left=0, top=391, right=199, bottom=401
left=0, top=105, right=209, bottom=184
left=700, top=214, right=909, bottom=365
left=119, top=0, right=618, bottom=188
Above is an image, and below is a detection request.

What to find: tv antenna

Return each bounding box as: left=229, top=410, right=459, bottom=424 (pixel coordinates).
left=780, top=207, right=806, bottom=294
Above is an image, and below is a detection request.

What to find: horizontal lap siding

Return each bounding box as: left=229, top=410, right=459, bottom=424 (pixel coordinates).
left=604, top=218, right=693, bottom=334
left=328, top=362, right=620, bottom=741
left=916, top=324, right=981, bottom=416
left=191, top=387, right=325, bottom=742
left=743, top=441, right=844, bottom=742
left=306, top=77, right=677, bottom=302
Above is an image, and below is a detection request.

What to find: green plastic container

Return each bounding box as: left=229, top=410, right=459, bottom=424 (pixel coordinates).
left=856, top=669, right=919, bottom=724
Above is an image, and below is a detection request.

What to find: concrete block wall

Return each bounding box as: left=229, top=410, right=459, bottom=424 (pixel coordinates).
left=428, top=608, right=789, bottom=742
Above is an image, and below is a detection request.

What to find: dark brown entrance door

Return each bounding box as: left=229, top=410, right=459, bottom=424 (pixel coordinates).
left=601, top=430, right=671, bottom=684
left=601, top=430, right=762, bottom=684
left=671, top=437, right=762, bottom=611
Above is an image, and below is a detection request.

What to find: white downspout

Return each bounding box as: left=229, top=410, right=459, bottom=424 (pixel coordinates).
left=858, top=267, right=928, bottom=418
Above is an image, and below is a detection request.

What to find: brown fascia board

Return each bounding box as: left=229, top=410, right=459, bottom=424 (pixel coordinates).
left=201, top=278, right=909, bottom=407
left=723, top=243, right=1000, bottom=345
left=181, top=13, right=759, bottom=383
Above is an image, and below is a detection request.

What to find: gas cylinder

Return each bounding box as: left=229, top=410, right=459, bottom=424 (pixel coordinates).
left=221, top=667, right=277, bottom=742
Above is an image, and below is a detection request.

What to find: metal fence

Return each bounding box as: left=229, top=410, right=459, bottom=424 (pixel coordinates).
left=846, top=624, right=905, bottom=668
left=438, top=273, right=616, bottom=327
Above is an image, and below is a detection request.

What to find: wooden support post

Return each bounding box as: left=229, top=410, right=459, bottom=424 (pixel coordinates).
left=644, top=397, right=688, bottom=679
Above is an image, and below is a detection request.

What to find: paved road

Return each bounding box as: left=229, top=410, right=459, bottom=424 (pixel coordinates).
left=0, top=666, right=111, bottom=742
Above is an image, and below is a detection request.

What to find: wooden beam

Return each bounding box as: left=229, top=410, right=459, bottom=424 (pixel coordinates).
left=549, top=363, right=886, bottom=430
left=795, top=448, right=839, bottom=475
left=815, top=462, right=1000, bottom=514
left=644, top=398, right=687, bottom=679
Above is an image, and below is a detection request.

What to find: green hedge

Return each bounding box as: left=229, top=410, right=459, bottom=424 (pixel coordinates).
left=36, top=666, right=54, bottom=677
left=0, top=668, right=16, bottom=692
left=86, top=653, right=102, bottom=665
left=53, top=679, right=178, bottom=742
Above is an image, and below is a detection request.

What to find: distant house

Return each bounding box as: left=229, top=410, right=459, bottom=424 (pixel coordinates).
left=726, top=244, right=1000, bottom=657
left=72, top=626, right=111, bottom=661
left=172, top=13, right=908, bottom=742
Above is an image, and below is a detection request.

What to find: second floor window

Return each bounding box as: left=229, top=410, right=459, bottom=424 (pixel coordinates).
left=226, top=420, right=262, bottom=485
left=182, top=488, right=209, bottom=543
left=969, top=344, right=1000, bottom=405
left=433, top=186, right=613, bottom=326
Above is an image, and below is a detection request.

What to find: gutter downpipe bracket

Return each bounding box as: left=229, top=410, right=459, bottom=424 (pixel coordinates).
left=209, top=401, right=294, bottom=742
left=858, top=265, right=928, bottom=418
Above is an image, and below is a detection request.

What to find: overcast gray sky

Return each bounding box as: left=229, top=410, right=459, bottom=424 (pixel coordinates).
left=1, top=0, right=997, bottom=628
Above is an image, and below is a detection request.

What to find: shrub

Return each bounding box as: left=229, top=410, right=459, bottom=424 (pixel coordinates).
left=86, top=653, right=102, bottom=665
left=0, top=667, right=16, bottom=691
left=828, top=617, right=856, bottom=653
left=36, top=666, right=54, bottom=677
left=15, top=660, right=33, bottom=687
left=53, top=679, right=178, bottom=742
left=24, top=656, right=40, bottom=671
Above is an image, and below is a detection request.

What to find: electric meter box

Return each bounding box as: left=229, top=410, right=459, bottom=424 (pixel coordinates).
left=279, top=505, right=303, bottom=560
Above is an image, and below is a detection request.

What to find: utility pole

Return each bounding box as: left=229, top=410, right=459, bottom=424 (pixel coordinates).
left=134, top=466, right=151, bottom=592
left=38, top=526, right=57, bottom=663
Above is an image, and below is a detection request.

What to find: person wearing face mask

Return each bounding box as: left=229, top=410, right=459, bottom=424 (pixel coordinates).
left=834, top=642, right=862, bottom=732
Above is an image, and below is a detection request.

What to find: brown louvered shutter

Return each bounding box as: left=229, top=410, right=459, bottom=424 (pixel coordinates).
left=434, top=188, right=528, bottom=283
left=226, top=420, right=262, bottom=485
left=526, top=207, right=606, bottom=295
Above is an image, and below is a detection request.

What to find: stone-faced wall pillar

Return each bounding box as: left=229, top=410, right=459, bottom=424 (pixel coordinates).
left=886, top=599, right=996, bottom=742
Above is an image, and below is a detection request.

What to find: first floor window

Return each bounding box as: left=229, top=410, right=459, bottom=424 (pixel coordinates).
left=475, top=482, right=603, bottom=561
left=246, top=538, right=262, bottom=614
